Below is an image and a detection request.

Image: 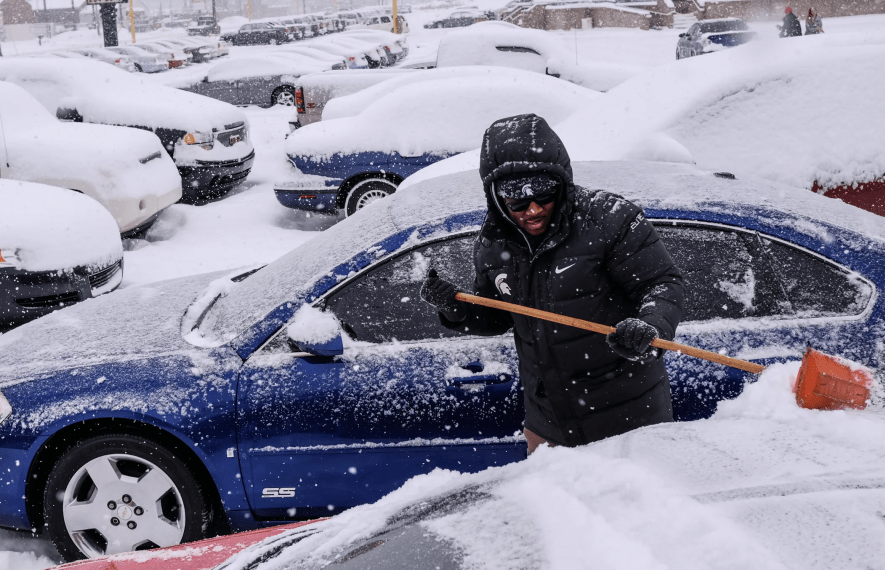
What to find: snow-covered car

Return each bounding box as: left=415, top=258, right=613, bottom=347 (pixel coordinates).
left=228, top=22, right=288, bottom=45
left=275, top=66, right=597, bottom=215
left=165, top=37, right=219, bottom=62
left=340, top=28, right=408, bottom=62
left=676, top=18, right=756, bottom=59
left=424, top=8, right=488, bottom=28
left=357, top=14, right=409, bottom=33
left=137, top=41, right=190, bottom=68
left=270, top=44, right=359, bottom=69
left=105, top=45, right=169, bottom=73
left=3, top=161, right=885, bottom=563
left=178, top=54, right=345, bottom=107
left=187, top=15, right=221, bottom=36
left=0, top=179, right=124, bottom=332
left=288, top=68, right=416, bottom=130
left=57, top=386, right=885, bottom=570
left=298, top=39, right=371, bottom=68
left=436, top=21, right=641, bottom=91
left=321, top=35, right=389, bottom=67
left=0, top=58, right=255, bottom=203
left=0, top=81, right=182, bottom=235
left=67, top=47, right=136, bottom=72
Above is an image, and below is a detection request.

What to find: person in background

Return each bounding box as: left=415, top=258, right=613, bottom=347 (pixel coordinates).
left=778, top=6, right=803, bottom=37
left=805, top=7, right=825, bottom=34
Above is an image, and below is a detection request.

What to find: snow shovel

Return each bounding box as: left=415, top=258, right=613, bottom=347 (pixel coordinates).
left=454, top=292, right=873, bottom=411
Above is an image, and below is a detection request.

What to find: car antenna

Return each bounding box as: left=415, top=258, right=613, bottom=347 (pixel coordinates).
left=0, top=109, right=9, bottom=168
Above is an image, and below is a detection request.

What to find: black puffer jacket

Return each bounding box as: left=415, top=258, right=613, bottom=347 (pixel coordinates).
left=443, top=115, right=685, bottom=447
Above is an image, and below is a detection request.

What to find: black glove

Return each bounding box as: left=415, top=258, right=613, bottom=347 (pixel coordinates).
left=420, top=269, right=464, bottom=320
left=606, top=318, right=659, bottom=361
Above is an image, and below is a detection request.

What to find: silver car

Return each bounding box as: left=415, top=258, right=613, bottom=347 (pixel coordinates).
left=67, top=47, right=136, bottom=72
left=105, top=46, right=169, bottom=73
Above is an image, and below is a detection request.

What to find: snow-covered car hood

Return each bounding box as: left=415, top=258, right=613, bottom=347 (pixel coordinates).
left=285, top=66, right=598, bottom=158
left=0, top=179, right=121, bottom=272
left=0, top=270, right=229, bottom=388
left=205, top=55, right=332, bottom=82
left=0, top=58, right=246, bottom=134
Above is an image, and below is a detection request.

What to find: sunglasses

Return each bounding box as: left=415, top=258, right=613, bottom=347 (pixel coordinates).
left=504, top=191, right=558, bottom=212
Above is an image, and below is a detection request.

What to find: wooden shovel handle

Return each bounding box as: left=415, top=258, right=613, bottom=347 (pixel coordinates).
left=454, top=292, right=765, bottom=374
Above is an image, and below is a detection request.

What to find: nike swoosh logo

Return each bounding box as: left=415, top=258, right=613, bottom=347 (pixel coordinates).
left=555, top=264, right=575, bottom=274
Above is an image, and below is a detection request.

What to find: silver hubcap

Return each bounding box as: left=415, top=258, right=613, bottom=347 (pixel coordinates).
left=276, top=91, right=296, bottom=106
left=356, top=188, right=390, bottom=209
left=62, top=453, right=185, bottom=558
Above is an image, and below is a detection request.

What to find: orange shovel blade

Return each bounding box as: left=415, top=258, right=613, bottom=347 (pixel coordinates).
left=794, top=347, right=872, bottom=411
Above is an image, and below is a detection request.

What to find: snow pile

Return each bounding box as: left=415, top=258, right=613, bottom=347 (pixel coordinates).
left=229, top=361, right=885, bottom=570
left=285, top=66, right=599, bottom=158
left=0, top=180, right=122, bottom=272
left=557, top=31, right=885, bottom=189
left=408, top=28, right=885, bottom=192
left=436, top=22, right=644, bottom=91
left=286, top=304, right=341, bottom=344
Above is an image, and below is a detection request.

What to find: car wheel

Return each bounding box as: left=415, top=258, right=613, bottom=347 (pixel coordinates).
left=272, top=86, right=297, bottom=106
left=269, top=37, right=279, bottom=45
left=345, top=178, right=397, bottom=216
left=435, top=22, right=442, bottom=28
left=43, top=433, right=211, bottom=562
left=134, top=63, right=143, bottom=72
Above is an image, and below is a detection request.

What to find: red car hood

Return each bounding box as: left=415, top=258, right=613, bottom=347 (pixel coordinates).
left=56, top=521, right=321, bottom=570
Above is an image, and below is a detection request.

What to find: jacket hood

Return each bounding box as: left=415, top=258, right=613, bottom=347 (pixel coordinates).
left=478, top=114, right=575, bottom=240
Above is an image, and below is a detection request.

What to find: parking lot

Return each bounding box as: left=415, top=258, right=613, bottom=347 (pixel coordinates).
left=2, top=2, right=885, bottom=568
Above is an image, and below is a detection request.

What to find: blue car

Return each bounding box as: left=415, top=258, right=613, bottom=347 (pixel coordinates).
left=1, top=161, right=882, bottom=562
left=273, top=66, right=597, bottom=217
left=676, top=18, right=756, bottom=59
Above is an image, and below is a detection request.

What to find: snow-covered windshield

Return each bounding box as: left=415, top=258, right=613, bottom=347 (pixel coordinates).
left=700, top=20, right=750, bottom=33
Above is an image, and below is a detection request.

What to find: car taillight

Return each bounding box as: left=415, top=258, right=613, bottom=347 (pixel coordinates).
left=115, top=58, right=121, bottom=63
left=349, top=56, right=355, bottom=61
left=295, top=86, right=305, bottom=114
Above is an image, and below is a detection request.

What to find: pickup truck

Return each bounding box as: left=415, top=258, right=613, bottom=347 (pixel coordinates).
left=188, top=16, right=221, bottom=36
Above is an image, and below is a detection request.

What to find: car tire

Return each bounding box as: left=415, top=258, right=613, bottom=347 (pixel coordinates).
left=676, top=49, right=682, bottom=60
left=134, top=63, right=143, bottom=72
left=43, top=433, right=211, bottom=562
left=344, top=178, right=397, bottom=217
left=435, top=22, right=442, bottom=28
left=272, top=86, right=297, bottom=106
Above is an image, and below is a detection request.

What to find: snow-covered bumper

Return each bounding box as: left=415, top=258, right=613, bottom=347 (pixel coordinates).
left=174, top=124, right=255, bottom=201
left=274, top=179, right=342, bottom=214
left=0, top=258, right=123, bottom=332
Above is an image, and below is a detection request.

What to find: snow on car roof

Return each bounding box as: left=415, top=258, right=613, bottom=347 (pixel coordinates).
left=0, top=58, right=245, bottom=133
left=284, top=66, right=599, bottom=158
left=0, top=179, right=121, bottom=273
left=555, top=29, right=885, bottom=190
left=202, top=160, right=885, bottom=349
left=206, top=55, right=332, bottom=82
left=435, top=22, right=644, bottom=91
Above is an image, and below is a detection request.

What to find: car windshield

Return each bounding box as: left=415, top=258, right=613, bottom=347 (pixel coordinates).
left=700, top=20, right=749, bottom=33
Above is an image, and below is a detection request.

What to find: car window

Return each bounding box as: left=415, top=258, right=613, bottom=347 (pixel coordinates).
left=655, top=224, right=790, bottom=322
left=381, top=16, right=391, bottom=23
left=324, top=234, right=479, bottom=343
left=687, top=24, right=699, bottom=36
left=701, top=20, right=749, bottom=33
left=762, top=238, right=873, bottom=317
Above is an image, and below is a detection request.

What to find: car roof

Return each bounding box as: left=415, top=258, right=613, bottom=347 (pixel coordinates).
left=202, top=161, right=885, bottom=353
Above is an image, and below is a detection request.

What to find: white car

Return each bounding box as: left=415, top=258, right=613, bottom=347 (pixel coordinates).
left=299, top=40, right=371, bottom=69
left=67, top=47, right=136, bottom=72
left=0, top=82, right=181, bottom=236
left=105, top=45, right=169, bottom=73
left=356, top=14, right=409, bottom=33
left=436, top=22, right=642, bottom=91
left=0, top=58, right=255, bottom=203
left=0, top=179, right=124, bottom=331
left=340, top=28, right=408, bottom=61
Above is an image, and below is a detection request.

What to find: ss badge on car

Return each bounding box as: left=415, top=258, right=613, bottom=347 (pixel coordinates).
left=262, top=487, right=296, bottom=498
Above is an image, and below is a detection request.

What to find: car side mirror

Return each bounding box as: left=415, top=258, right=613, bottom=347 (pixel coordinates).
left=545, top=67, right=561, bottom=79
left=679, top=33, right=686, bottom=37
left=202, top=76, right=209, bottom=83
left=286, top=306, right=344, bottom=356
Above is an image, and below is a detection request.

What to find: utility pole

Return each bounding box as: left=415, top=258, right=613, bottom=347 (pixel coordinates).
left=128, top=0, right=136, bottom=42
left=392, top=0, right=397, bottom=32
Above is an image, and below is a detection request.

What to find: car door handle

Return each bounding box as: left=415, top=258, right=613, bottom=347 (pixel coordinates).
left=451, top=373, right=513, bottom=387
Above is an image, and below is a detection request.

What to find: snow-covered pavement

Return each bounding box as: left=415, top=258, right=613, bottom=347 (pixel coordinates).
left=2, top=5, right=885, bottom=568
